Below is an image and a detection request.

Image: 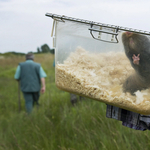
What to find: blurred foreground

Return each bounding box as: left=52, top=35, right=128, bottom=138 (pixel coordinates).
left=0, top=53, right=150, bottom=150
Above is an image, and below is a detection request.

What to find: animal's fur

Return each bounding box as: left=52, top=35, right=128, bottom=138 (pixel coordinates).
left=122, top=32, right=150, bottom=95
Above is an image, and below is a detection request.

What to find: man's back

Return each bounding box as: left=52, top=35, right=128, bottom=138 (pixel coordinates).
left=19, top=60, right=41, bottom=92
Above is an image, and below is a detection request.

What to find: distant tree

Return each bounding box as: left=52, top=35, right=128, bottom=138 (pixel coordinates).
left=50, top=48, right=55, bottom=54
left=41, top=44, right=50, bottom=53
left=37, top=47, right=41, bottom=53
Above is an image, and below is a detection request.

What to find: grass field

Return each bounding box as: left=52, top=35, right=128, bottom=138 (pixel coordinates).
left=0, top=53, right=150, bottom=150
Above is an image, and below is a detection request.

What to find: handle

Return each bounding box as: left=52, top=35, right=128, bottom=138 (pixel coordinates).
left=89, top=27, right=119, bottom=43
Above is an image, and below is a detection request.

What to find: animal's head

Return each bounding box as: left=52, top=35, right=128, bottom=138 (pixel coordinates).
left=122, top=32, right=149, bottom=54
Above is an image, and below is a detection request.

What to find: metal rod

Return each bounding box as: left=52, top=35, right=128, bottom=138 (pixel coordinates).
left=45, top=13, right=150, bottom=36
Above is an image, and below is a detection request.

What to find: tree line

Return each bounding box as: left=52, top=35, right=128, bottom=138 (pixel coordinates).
left=37, top=44, right=54, bottom=54
left=1, top=44, right=54, bottom=56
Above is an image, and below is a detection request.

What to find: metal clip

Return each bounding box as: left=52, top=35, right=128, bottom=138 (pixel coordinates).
left=51, top=14, right=65, bottom=23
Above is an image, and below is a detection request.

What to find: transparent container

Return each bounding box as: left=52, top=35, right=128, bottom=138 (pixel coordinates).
left=46, top=13, right=150, bottom=115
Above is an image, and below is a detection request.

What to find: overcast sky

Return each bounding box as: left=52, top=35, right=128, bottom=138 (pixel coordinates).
left=1, top=0, right=150, bottom=53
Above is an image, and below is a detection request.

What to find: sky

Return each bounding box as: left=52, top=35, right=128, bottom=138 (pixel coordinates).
left=1, top=0, right=150, bottom=53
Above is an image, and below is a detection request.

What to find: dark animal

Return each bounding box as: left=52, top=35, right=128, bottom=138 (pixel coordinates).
left=122, top=31, right=150, bottom=95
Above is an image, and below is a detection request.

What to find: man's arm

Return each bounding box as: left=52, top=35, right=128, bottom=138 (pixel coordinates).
left=40, top=66, right=47, bottom=94
left=14, top=65, right=21, bottom=81
left=41, top=78, right=46, bottom=94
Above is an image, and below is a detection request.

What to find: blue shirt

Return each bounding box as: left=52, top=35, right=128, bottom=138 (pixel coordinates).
left=14, top=60, right=47, bottom=80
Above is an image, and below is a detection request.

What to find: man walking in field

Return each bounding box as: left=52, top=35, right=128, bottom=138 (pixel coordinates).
left=14, top=52, right=47, bottom=113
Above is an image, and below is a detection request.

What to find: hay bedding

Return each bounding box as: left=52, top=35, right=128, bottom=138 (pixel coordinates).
left=56, top=47, right=150, bottom=115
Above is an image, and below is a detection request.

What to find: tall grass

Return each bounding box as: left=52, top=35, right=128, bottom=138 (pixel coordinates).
left=0, top=53, right=150, bottom=150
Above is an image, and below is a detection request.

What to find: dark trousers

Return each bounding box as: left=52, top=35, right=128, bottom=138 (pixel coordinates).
left=23, top=92, right=40, bottom=113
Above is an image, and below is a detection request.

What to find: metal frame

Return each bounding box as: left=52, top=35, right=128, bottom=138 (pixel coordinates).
left=45, top=13, right=150, bottom=36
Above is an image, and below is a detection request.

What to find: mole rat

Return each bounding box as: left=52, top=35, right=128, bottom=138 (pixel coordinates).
left=122, top=31, right=150, bottom=95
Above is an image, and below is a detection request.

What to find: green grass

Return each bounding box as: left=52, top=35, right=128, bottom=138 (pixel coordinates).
left=0, top=53, right=150, bottom=150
